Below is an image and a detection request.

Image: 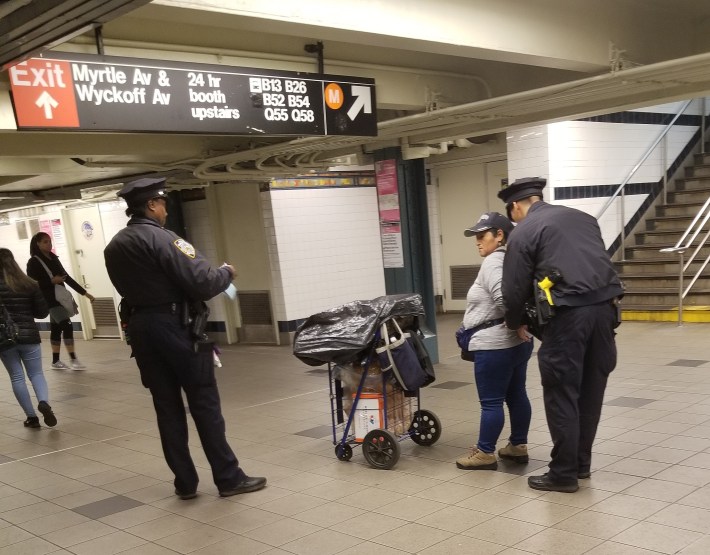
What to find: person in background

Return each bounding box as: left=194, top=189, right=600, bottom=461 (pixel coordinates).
left=0, top=248, right=56, bottom=428
left=499, top=177, right=624, bottom=493
left=455, top=212, right=533, bottom=470
left=27, top=232, right=95, bottom=370
left=104, top=177, right=266, bottom=500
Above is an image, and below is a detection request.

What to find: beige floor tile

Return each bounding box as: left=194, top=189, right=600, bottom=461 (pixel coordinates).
left=126, top=514, right=201, bottom=541
left=584, top=540, right=666, bottom=555
left=40, top=520, right=117, bottom=548
left=331, top=511, right=409, bottom=541
left=502, top=499, right=581, bottom=527
left=611, top=521, right=703, bottom=554
left=280, top=529, right=363, bottom=555
left=66, top=530, right=146, bottom=554
left=154, top=524, right=235, bottom=553
left=374, top=496, right=449, bottom=521
left=651, top=464, right=710, bottom=486
left=17, top=509, right=91, bottom=536
left=621, top=478, right=698, bottom=503
left=601, top=457, right=671, bottom=477
left=462, top=516, right=544, bottom=546
left=646, top=503, right=710, bottom=533
left=418, top=534, right=507, bottom=555
left=627, top=446, right=697, bottom=464
left=337, top=543, right=410, bottom=555
left=679, top=534, right=710, bottom=554
left=514, top=528, right=603, bottom=555
left=292, top=501, right=364, bottom=527
left=416, top=481, right=485, bottom=504
left=0, top=536, right=59, bottom=555
left=243, top=518, right=323, bottom=547
left=456, top=490, right=529, bottom=515
left=589, top=492, right=668, bottom=519
left=582, top=470, right=644, bottom=492
left=415, top=505, right=493, bottom=533
left=553, top=510, right=637, bottom=539
left=370, top=522, right=453, bottom=552
left=0, top=500, right=65, bottom=525
left=0, top=526, right=35, bottom=548
left=98, top=504, right=170, bottom=529
left=190, top=534, right=273, bottom=554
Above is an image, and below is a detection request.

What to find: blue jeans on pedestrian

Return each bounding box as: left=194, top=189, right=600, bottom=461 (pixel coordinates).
left=473, top=340, right=534, bottom=453
left=0, top=343, right=48, bottom=418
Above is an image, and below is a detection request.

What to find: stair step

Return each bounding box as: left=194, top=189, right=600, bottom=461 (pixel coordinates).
left=646, top=214, right=696, bottom=231
left=624, top=244, right=710, bottom=260
left=668, top=189, right=710, bottom=203
left=675, top=175, right=710, bottom=191
left=655, top=202, right=706, bottom=217
left=686, top=164, right=710, bottom=178
left=634, top=229, right=688, bottom=246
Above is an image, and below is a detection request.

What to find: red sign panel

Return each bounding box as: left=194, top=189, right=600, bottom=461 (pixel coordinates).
left=9, top=59, right=79, bottom=127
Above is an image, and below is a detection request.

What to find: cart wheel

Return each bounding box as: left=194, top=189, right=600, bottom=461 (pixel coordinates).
left=362, top=429, right=400, bottom=469
left=335, top=443, right=353, bottom=461
left=409, top=410, right=441, bottom=446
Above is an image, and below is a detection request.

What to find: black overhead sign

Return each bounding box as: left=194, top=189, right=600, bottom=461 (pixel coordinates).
left=8, top=52, right=377, bottom=136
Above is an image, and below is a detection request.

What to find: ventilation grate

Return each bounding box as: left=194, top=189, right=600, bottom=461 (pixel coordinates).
left=237, top=291, right=273, bottom=325
left=450, top=265, right=480, bottom=300
left=91, top=297, right=120, bottom=337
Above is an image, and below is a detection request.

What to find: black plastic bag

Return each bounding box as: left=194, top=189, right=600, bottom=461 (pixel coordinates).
left=293, top=294, right=425, bottom=366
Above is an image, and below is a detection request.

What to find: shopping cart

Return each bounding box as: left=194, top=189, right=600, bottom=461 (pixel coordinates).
left=293, top=294, right=441, bottom=469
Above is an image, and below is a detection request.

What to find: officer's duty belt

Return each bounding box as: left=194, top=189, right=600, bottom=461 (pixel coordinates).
left=132, top=302, right=179, bottom=314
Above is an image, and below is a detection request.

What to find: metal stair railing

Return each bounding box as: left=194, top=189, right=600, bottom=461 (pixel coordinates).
left=595, top=99, right=693, bottom=261
left=660, top=197, right=710, bottom=324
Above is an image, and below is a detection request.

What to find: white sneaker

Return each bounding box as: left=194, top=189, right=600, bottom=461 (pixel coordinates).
left=70, top=359, right=86, bottom=370
left=51, top=360, right=70, bottom=370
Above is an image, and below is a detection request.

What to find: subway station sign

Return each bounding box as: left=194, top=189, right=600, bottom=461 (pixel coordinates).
left=8, top=52, right=377, bottom=136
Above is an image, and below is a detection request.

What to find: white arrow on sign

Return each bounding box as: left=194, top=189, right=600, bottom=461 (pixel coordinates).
left=35, top=91, right=59, bottom=119
left=347, top=85, right=372, bottom=121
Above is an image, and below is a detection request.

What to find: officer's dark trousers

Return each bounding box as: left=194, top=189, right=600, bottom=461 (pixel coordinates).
left=129, top=311, right=246, bottom=494
left=537, top=301, right=617, bottom=484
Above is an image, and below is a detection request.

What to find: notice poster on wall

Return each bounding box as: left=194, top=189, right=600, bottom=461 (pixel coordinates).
left=375, top=159, right=404, bottom=268
left=39, top=218, right=65, bottom=254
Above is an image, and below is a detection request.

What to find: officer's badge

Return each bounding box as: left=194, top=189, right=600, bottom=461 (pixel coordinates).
left=173, top=239, right=196, bottom=258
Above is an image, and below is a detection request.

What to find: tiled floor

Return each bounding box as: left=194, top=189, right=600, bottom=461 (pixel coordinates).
left=1, top=315, right=710, bottom=554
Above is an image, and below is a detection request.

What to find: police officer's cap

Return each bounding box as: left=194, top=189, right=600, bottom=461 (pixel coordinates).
left=464, top=211, right=514, bottom=237
left=117, top=177, right=168, bottom=205
left=497, top=177, right=546, bottom=205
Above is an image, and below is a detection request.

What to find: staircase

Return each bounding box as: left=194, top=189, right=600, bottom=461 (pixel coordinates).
left=616, top=149, right=710, bottom=322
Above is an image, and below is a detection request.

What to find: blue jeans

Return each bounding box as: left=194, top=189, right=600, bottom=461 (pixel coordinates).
left=473, top=340, right=534, bottom=453
left=0, top=343, right=48, bottom=418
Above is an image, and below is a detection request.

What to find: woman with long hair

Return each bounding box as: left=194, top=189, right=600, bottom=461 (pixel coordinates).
left=0, top=248, right=56, bottom=427
left=27, top=232, right=94, bottom=370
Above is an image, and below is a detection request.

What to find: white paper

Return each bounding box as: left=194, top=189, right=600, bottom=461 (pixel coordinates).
left=223, top=283, right=238, bottom=300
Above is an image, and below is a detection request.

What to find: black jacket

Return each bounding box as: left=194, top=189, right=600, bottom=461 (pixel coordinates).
left=27, top=253, right=87, bottom=309
left=104, top=216, right=231, bottom=307
left=0, top=280, right=49, bottom=344
left=502, top=201, right=624, bottom=329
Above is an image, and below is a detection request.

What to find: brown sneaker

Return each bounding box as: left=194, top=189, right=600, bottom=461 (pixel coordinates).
left=455, top=447, right=498, bottom=470
left=498, top=442, right=529, bottom=463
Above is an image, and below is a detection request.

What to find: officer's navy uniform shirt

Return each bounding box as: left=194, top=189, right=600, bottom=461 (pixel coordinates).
left=104, top=216, right=230, bottom=306
left=502, top=201, right=624, bottom=329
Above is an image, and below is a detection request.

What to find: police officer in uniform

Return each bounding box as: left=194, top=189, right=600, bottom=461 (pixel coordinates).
left=104, top=177, right=266, bottom=499
left=499, top=177, right=623, bottom=493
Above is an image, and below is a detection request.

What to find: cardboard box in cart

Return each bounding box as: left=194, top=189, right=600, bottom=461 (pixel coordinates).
left=353, top=390, right=413, bottom=442
left=353, top=393, right=384, bottom=442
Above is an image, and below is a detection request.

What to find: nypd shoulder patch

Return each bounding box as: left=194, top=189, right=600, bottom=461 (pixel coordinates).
left=174, top=239, right=196, bottom=258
